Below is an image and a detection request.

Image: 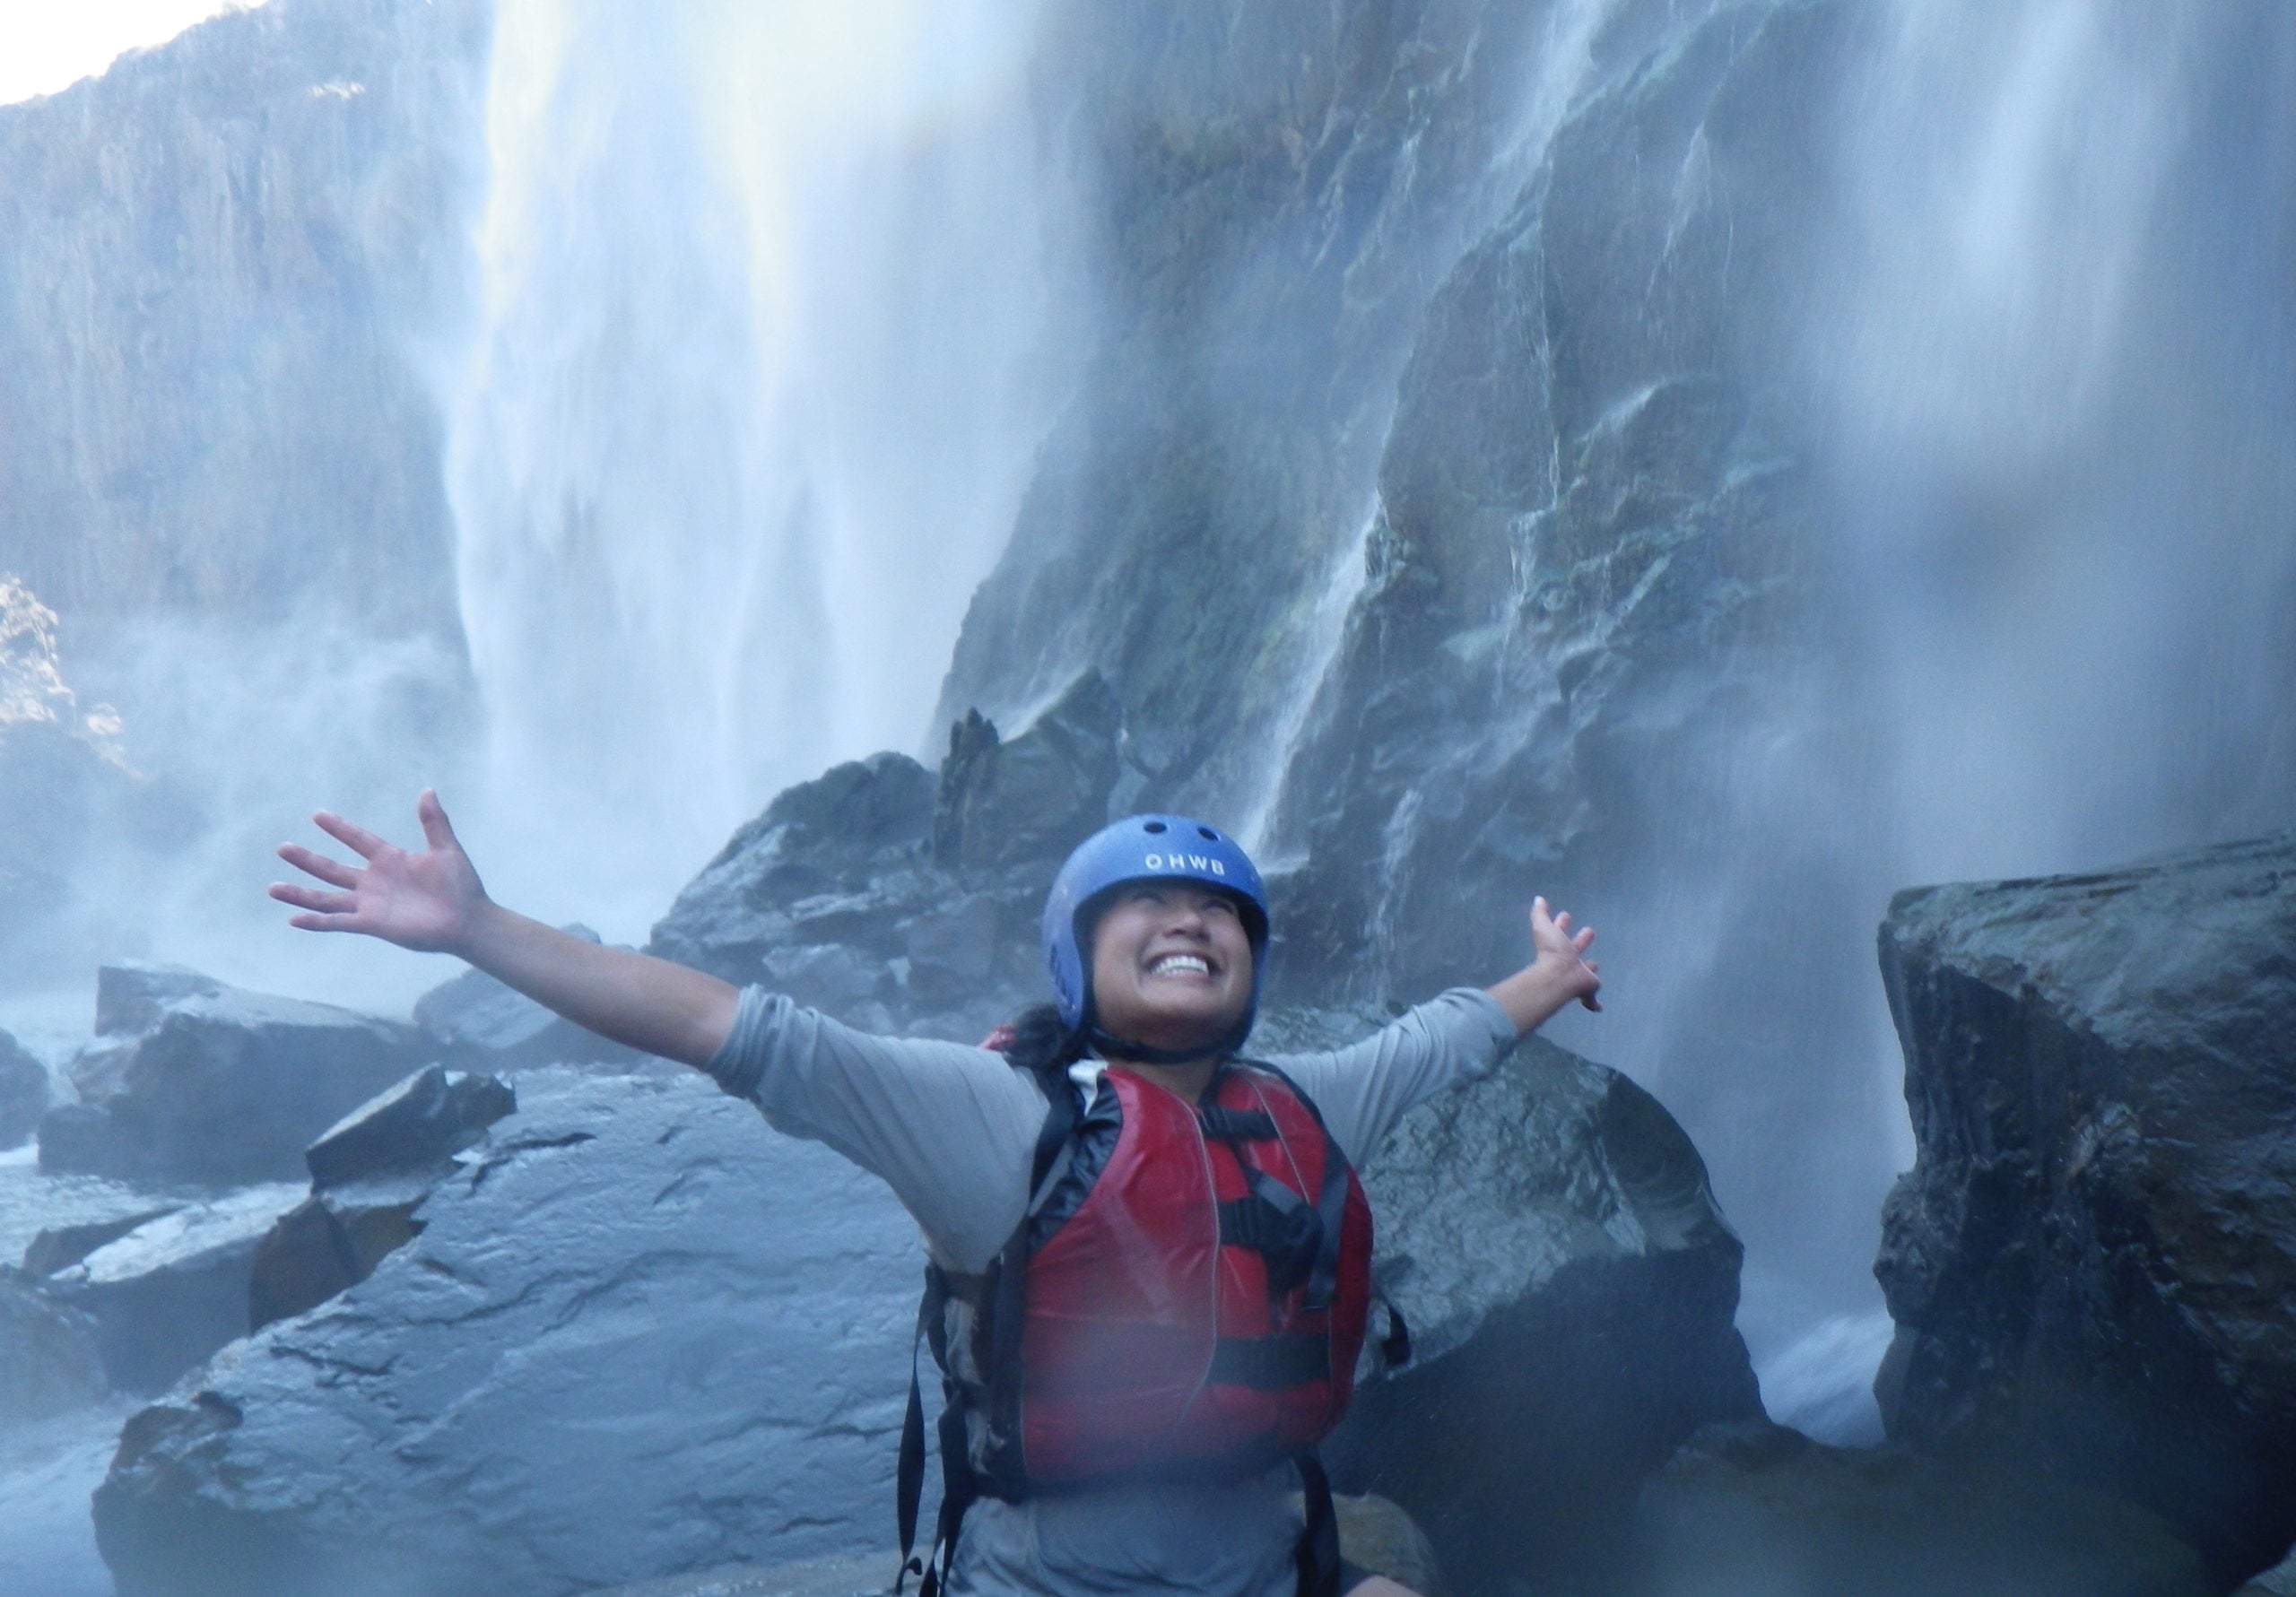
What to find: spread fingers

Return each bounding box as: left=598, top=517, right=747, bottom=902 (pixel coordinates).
left=276, top=842, right=359, bottom=890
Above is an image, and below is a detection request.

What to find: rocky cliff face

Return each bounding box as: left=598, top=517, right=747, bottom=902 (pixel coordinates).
left=0, top=0, right=483, bottom=638
left=1873, top=833, right=2296, bottom=1587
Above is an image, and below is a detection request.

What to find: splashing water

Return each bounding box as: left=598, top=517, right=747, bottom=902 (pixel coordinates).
left=445, top=0, right=1084, bottom=939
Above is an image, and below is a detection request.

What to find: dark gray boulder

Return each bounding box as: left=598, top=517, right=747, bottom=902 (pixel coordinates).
left=1319, top=1020, right=1761, bottom=1595
left=1631, top=1421, right=2215, bottom=1597
left=248, top=1065, right=516, bottom=1329
left=651, top=671, right=1126, bottom=1042
left=22, top=1208, right=182, bottom=1279
left=94, top=963, right=223, bottom=1037
left=93, top=1071, right=923, bottom=1597
left=39, top=976, right=443, bottom=1185
left=301, top=1064, right=516, bottom=1189
left=0, top=1272, right=107, bottom=1422
left=1874, top=830, right=2296, bottom=1587
left=39, top=1183, right=305, bottom=1393
left=0, top=1025, right=45, bottom=1148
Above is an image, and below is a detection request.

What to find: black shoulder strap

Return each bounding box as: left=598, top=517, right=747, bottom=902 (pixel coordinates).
left=1295, top=1452, right=1343, bottom=1597
left=896, top=1063, right=1084, bottom=1594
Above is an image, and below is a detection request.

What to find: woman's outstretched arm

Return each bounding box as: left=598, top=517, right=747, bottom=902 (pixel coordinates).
left=1483, top=894, right=1602, bottom=1036
left=270, top=789, right=738, bottom=1067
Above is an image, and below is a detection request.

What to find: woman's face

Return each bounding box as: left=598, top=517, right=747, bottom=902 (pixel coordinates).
left=1087, top=881, right=1254, bottom=1055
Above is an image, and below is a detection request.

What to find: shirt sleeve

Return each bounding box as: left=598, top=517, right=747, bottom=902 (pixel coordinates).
left=1265, top=987, right=1519, bottom=1165
left=700, top=986, right=1048, bottom=1273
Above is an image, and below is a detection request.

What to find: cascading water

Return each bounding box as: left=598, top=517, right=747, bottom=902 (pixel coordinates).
left=446, top=0, right=1083, bottom=938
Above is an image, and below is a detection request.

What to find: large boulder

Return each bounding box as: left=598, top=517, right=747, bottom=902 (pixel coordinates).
left=1874, top=830, right=2296, bottom=1587
left=0, top=1025, right=46, bottom=1148
left=38, top=1185, right=305, bottom=1394
left=0, top=1273, right=107, bottom=1422
left=38, top=971, right=443, bottom=1185
left=248, top=1064, right=517, bottom=1329
left=1305, top=1012, right=1761, bottom=1595
left=650, top=671, right=1126, bottom=1042
left=92, top=1070, right=922, bottom=1597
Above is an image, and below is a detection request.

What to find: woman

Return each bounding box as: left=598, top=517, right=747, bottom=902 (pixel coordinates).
left=273, top=794, right=1601, bottom=1597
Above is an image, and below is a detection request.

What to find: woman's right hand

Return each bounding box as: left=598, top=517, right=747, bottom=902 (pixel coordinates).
left=271, top=788, right=489, bottom=955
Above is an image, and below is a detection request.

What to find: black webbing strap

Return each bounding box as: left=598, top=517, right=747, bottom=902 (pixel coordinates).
left=1379, top=1296, right=1413, bottom=1369
left=1296, top=1453, right=1343, bottom=1597
left=1242, top=1062, right=1353, bottom=1312
left=895, top=1272, right=943, bottom=1593
left=1219, top=1170, right=1323, bottom=1295
left=1196, top=1105, right=1280, bottom=1141
left=1207, top=1332, right=1331, bottom=1390
left=896, top=1061, right=1087, bottom=1596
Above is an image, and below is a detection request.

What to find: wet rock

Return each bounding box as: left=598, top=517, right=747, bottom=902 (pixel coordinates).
left=651, top=672, right=1127, bottom=1043
left=246, top=1065, right=515, bottom=1329
left=586, top=1553, right=890, bottom=1597
left=41, top=1184, right=304, bottom=1393
left=0, top=1026, right=46, bottom=1148
left=93, top=1071, right=923, bottom=1597
left=415, top=927, right=646, bottom=1070
left=22, top=1208, right=182, bottom=1278
left=94, top=963, right=223, bottom=1037
left=1631, top=1420, right=2214, bottom=1597
left=39, top=976, right=443, bottom=1185
left=247, top=1176, right=430, bottom=1332
left=0, top=1273, right=107, bottom=1422
left=302, top=1064, right=515, bottom=1188
left=1323, top=1027, right=1761, bottom=1595
left=1874, top=830, right=2296, bottom=1587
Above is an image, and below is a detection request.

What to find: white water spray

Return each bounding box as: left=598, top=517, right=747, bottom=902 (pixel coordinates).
left=447, top=0, right=1081, bottom=938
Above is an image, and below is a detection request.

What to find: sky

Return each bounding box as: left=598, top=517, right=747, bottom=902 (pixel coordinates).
left=0, top=0, right=257, bottom=107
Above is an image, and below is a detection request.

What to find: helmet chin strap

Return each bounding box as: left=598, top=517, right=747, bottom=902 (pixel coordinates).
left=1084, top=1018, right=1252, bottom=1067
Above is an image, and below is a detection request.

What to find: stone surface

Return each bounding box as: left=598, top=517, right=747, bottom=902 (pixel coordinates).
left=302, top=1064, right=516, bottom=1188
left=586, top=1553, right=890, bottom=1597
left=93, top=1071, right=923, bottom=1597
left=39, top=976, right=444, bottom=1185
left=0, top=0, right=483, bottom=635
left=0, top=1273, right=107, bottom=1423
left=1631, top=1420, right=2215, bottom=1597
left=94, top=963, right=223, bottom=1037
left=22, top=1207, right=182, bottom=1279
left=1323, top=1026, right=1761, bottom=1595
left=0, top=1027, right=45, bottom=1148
left=40, top=1184, right=304, bottom=1393
left=651, top=672, right=1127, bottom=1044
left=415, top=927, right=646, bottom=1070
left=1874, top=831, right=2296, bottom=1587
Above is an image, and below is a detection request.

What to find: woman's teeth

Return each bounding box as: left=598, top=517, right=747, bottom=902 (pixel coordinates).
left=1147, top=953, right=1210, bottom=977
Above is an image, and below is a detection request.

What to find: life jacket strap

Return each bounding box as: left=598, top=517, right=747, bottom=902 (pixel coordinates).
left=1196, top=1104, right=1280, bottom=1141
left=1207, top=1332, right=1330, bottom=1390
left=1296, top=1453, right=1343, bottom=1597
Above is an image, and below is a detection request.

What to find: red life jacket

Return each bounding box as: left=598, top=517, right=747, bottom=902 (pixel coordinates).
left=1018, top=1063, right=1373, bottom=1480
left=899, top=1057, right=1380, bottom=1597
left=917, top=1060, right=1370, bottom=1476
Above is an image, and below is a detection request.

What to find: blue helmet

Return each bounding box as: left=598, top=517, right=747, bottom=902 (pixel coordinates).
left=1042, top=813, right=1270, bottom=1041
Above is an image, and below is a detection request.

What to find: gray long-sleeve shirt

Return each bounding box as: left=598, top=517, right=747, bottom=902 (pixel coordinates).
left=703, top=986, right=1518, bottom=1596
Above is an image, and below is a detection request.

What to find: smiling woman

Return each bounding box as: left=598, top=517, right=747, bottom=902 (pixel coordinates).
left=272, top=798, right=1599, bottom=1597
left=0, top=1, right=258, bottom=107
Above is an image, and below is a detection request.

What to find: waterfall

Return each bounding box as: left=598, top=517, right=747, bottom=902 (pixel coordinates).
left=445, top=0, right=1082, bottom=936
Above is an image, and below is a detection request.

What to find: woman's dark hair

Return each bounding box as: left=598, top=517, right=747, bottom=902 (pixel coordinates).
left=1000, top=1002, right=1090, bottom=1089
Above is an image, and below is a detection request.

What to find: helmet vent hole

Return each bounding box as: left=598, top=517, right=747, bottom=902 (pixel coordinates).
left=1198, top=827, right=1218, bottom=840
left=1143, top=820, right=1168, bottom=834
